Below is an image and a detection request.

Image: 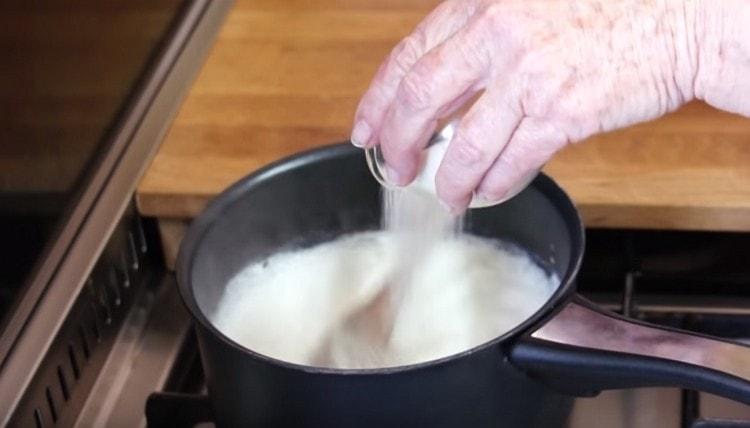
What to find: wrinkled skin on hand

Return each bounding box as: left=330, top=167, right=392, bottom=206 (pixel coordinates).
left=351, top=0, right=750, bottom=213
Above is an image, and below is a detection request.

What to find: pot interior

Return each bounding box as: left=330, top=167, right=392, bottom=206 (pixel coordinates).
left=181, top=144, right=583, bottom=361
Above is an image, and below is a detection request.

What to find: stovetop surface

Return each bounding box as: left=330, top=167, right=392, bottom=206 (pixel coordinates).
left=85, top=228, right=750, bottom=427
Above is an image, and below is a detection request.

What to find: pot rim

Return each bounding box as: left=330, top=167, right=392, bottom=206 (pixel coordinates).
left=176, top=143, right=585, bottom=375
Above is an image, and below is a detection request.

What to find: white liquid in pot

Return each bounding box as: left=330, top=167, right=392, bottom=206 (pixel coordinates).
left=211, top=230, right=558, bottom=369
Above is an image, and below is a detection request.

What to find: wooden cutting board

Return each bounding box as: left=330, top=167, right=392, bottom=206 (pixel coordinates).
left=136, top=0, right=750, bottom=232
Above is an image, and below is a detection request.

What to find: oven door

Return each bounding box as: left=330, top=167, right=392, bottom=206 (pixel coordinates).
left=0, top=1, right=232, bottom=424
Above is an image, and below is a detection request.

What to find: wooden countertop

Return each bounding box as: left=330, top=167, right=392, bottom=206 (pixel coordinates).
left=137, top=0, right=750, bottom=232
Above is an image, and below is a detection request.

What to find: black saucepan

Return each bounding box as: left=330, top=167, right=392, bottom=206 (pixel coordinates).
left=176, top=143, right=750, bottom=427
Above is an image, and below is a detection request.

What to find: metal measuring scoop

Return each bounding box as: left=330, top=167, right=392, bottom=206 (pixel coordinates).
left=365, top=120, right=539, bottom=208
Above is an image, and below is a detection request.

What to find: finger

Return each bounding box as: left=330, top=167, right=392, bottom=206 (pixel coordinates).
left=434, top=85, right=524, bottom=212
left=475, top=118, right=568, bottom=202
left=378, top=18, right=505, bottom=185
left=436, top=88, right=483, bottom=120
left=350, top=0, right=478, bottom=148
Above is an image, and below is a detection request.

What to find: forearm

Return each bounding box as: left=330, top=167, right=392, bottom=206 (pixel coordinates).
left=694, top=0, right=750, bottom=116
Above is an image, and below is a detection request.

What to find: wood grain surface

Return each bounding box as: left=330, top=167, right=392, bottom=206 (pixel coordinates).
left=136, top=0, right=750, bottom=232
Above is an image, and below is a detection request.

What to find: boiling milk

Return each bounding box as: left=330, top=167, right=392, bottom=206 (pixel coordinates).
left=211, top=230, right=558, bottom=369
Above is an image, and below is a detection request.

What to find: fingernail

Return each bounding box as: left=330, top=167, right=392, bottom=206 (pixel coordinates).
left=439, top=199, right=453, bottom=213
left=384, top=165, right=404, bottom=186
left=351, top=120, right=371, bottom=148
left=476, top=188, right=507, bottom=205
left=475, top=191, right=497, bottom=204
left=439, top=199, right=465, bottom=217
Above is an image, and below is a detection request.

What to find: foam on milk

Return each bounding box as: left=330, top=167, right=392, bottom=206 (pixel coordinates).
left=212, top=231, right=558, bottom=369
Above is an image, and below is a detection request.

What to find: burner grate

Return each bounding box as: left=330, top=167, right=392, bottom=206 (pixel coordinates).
left=578, top=230, right=750, bottom=428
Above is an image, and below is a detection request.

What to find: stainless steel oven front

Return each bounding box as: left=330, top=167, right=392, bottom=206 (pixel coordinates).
left=0, top=1, right=232, bottom=425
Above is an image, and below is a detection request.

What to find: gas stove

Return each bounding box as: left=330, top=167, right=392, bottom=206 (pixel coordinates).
left=569, top=230, right=750, bottom=428
left=60, top=228, right=750, bottom=427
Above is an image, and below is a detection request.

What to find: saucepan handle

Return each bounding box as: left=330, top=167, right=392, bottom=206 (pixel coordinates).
left=509, top=296, right=750, bottom=404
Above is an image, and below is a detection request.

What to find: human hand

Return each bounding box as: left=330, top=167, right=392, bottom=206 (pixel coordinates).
left=351, top=0, right=733, bottom=213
